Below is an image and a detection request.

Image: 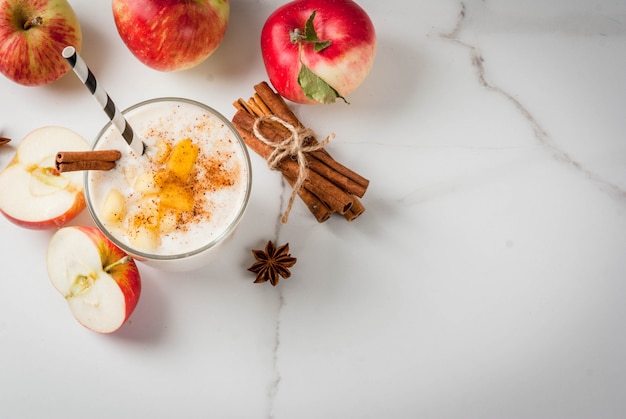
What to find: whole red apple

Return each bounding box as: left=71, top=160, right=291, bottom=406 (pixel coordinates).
left=0, top=0, right=82, bottom=86
left=47, top=226, right=142, bottom=334
left=261, top=0, right=376, bottom=104
left=112, top=0, right=230, bottom=72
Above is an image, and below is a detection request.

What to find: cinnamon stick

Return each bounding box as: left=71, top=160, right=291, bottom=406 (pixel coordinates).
left=253, top=82, right=300, bottom=127
left=233, top=113, right=353, bottom=214
left=285, top=165, right=353, bottom=214
left=306, top=155, right=367, bottom=198
left=247, top=83, right=370, bottom=194
left=307, top=148, right=369, bottom=192
left=55, top=150, right=121, bottom=172
left=56, top=150, right=121, bottom=163
left=0, top=137, right=10, bottom=146
left=232, top=82, right=369, bottom=222
left=285, top=176, right=332, bottom=223
left=343, top=196, right=365, bottom=222
left=233, top=108, right=368, bottom=197
left=57, top=160, right=117, bottom=173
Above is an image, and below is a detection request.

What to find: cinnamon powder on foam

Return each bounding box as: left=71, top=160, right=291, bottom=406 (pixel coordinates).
left=181, top=140, right=241, bottom=232
left=141, top=123, right=241, bottom=234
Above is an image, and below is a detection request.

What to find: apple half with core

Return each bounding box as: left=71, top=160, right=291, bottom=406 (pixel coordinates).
left=47, top=226, right=142, bottom=334
left=0, top=126, right=88, bottom=229
left=261, top=0, right=376, bottom=104
left=112, top=0, right=230, bottom=72
left=0, top=0, right=82, bottom=86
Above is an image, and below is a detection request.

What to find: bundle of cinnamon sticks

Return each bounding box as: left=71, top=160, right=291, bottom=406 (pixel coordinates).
left=232, top=82, right=369, bottom=223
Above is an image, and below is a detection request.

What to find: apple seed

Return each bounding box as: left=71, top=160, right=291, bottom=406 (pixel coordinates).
left=68, top=274, right=95, bottom=299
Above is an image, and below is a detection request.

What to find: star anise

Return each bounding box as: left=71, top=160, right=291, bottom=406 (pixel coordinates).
left=247, top=240, right=297, bottom=286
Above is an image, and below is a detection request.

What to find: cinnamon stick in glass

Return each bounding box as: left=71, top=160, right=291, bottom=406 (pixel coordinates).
left=55, top=150, right=121, bottom=172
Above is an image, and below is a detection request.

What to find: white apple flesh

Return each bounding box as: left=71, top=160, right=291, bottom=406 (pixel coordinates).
left=0, top=126, right=88, bottom=229
left=47, top=226, right=141, bottom=334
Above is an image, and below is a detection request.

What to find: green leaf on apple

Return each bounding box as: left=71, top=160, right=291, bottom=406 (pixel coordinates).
left=298, top=63, right=347, bottom=104
left=303, top=11, right=332, bottom=53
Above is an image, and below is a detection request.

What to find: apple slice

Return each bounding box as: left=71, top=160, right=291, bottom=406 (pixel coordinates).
left=47, top=226, right=141, bottom=334
left=0, top=126, right=89, bottom=229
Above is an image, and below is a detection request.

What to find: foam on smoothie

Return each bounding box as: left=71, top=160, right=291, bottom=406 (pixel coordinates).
left=87, top=99, right=249, bottom=257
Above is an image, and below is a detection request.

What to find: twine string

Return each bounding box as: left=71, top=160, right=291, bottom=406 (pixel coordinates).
left=252, top=115, right=334, bottom=223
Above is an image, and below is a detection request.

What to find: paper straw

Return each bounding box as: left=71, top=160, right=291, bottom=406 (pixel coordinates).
left=62, top=46, right=145, bottom=156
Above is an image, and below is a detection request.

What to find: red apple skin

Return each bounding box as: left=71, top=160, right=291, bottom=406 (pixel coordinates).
left=80, top=226, right=141, bottom=318
left=0, top=193, right=85, bottom=230
left=0, top=0, right=82, bottom=86
left=0, top=126, right=89, bottom=229
left=0, top=148, right=84, bottom=229
left=76, top=226, right=142, bottom=331
left=261, top=0, right=376, bottom=104
left=112, top=0, right=229, bottom=72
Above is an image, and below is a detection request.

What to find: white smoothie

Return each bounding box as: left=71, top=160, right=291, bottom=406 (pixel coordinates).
left=85, top=98, right=251, bottom=263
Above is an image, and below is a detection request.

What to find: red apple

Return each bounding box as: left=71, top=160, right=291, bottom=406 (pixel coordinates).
left=0, top=126, right=88, bottom=229
left=47, top=226, right=142, bottom=334
left=0, top=0, right=82, bottom=86
left=261, top=0, right=376, bottom=104
left=112, top=0, right=230, bottom=72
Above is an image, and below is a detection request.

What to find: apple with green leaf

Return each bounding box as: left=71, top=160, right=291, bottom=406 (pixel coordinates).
left=112, top=0, right=230, bottom=72
left=261, top=0, right=376, bottom=104
left=0, top=126, right=88, bottom=229
left=47, top=226, right=142, bottom=334
left=0, top=0, right=82, bottom=86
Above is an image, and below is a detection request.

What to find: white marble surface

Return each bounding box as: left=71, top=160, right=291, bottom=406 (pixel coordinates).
left=1, top=0, right=626, bottom=417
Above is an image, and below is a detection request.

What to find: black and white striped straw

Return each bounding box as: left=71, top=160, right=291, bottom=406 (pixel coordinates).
left=62, top=46, right=145, bottom=156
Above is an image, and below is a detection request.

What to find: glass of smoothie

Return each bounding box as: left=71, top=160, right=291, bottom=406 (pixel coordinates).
left=84, top=97, right=252, bottom=271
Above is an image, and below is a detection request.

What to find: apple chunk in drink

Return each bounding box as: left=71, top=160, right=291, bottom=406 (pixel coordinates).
left=85, top=98, right=252, bottom=271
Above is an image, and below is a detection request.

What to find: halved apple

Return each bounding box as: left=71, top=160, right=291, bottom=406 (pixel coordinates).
left=0, top=126, right=89, bottom=229
left=47, top=226, right=141, bottom=334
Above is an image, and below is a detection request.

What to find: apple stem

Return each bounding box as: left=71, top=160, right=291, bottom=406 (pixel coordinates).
left=104, top=255, right=132, bottom=273
left=23, top=16, right=43, bottom=30
left=290, top=28, right=305, bottom=44
left=289, top=11, right=332, bottom=53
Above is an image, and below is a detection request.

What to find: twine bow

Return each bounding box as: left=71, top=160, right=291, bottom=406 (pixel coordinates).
left=253, top=115, right=333, bottom=223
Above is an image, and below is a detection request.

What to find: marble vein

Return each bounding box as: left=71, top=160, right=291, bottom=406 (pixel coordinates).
left=268, top=293, right=284, bottom=419
left=440, top=2, right=626, bottom=200
left=267, top=182, right=287, bottom=419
